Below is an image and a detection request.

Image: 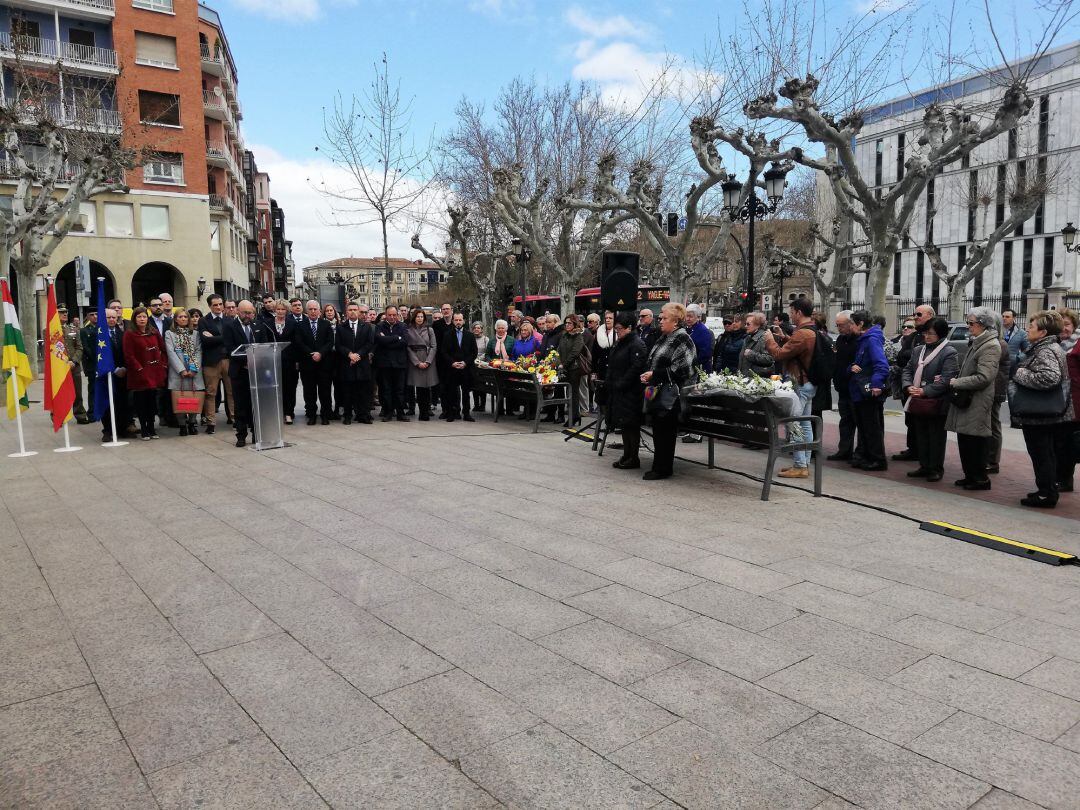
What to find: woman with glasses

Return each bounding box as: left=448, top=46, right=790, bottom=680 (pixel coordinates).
left=165, top=309, right=204, bottom=436
left=640, top=303, right=696, bottom=480
left=946, top=307, right=1001, bottom=491
left=901, top=317, right=957, bottom=482
left=122, top=306, right=167, bottom=440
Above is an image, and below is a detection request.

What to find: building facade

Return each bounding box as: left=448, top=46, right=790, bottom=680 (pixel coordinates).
left=821, top=41, right=1080, bottom=315
left=304, top=257, right=445, bottom=310
left=0, top=0, right=292, bottom=312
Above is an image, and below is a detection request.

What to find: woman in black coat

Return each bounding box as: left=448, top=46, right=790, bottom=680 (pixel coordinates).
left=607, top=311, right=649, bottom=470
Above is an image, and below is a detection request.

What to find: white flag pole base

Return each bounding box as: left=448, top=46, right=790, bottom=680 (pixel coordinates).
left=8, top=364, right=35, bottom=457
left=7, top=449, right=38, bottom=458
left=100, top=371, right=127, bottom=447
left=54, top=422, right=81, bottom=453
left=101, top=440, right=128, bottom=448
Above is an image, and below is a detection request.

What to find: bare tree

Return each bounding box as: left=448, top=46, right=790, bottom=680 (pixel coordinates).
left=318, top=54, right=433, bottom=282
left=1, top=54, right=136, bottom=351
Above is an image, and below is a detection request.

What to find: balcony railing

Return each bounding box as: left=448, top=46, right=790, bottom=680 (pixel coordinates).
left=69, top=0, right=115, bottom=10
left=2, top=97, right=122, bottom=133
left=0, top=33, right=118, bottom=71
left=0, top=155, right=80, bottom=182
left=209, top=193, right=233, bottom=213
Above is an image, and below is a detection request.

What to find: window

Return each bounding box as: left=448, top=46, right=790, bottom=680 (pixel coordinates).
left=11, top=18, right=41, bottom=40
left=1007, top=128, right=1018, bottom=160
left=103, top=203, right=134, bottom=237
left=133, top=0, right=174, bottom=12
left=926, top=176, right=935, bottom=242
left=68, top=29, right=95, bottom=48
left=144, top=153, right=183, bottom=185
left=134, top=32, right=177, bottom=68
left=1021, top=239, right=1033, bottom=291
left=1002, top=241, right=1013, bottom=307
left=995, top=164, right=1006, bottom=228
left=138, top=90, right=180, bottom=127
left=1038, top=95, right=1049, bottom=153
left=874, top=139, right=883, bottom=186
left=210, top=221, right=220, bottom=251
left=892, top=253, right=901, bottom=295
left=1043, top=237, right=1054, bottom=288
left=141, top=205, right=170, bottom=239
left=961, top=151, right=970, bottom=169
left=73, top=202, right=96, bottom=234
left=915, top=251, right=924, bottom=300
left=895, top=132, right=905, bottom=181
left=967, top=171, right=978, bottom=241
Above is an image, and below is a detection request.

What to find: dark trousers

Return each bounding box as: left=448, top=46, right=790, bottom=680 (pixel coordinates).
left=650, top=404, right=680, bottom=476
left=233, top=371, right=253, bottom=438
left=340, top=378, right=372, bottom=421
left=904, top=412, right=916, bottom=452
left=1022, top=425, right=1059, bottom=498
left=133, top=389, right=157, bottom=436
left=443, top=373, right=472, bottom=418
left=282, top=359, right=299, bottom=417
left=472, top=390, right=486, bottom=411
left=1058, top=422, right=1078, bottom=485
left=156, top=386, right=177, bottom=426
left=416, top=385, right=433, bottom=417
left=836, top=395, right=859, bottom=458
left=404, top=384, right=416, bottom=412
left=956, top=433, right=990, bottom=483
left=912, top=414, right=948, bottom=473
left=100, top=376, right=129, bottom=439
left=299, top=362, right=332, bottom=418
left=853, top=398, right=886, bottom=465
left=620, top=422, right=641, bottom=462
left=566, top=372, right=582, bottom=425
left=379, top=367, right=407, bottom=416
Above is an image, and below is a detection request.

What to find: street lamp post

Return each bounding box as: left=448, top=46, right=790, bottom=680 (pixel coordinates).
left=722, top=163, right=788, bottom=312
left=511, top=237, right=531, bottom=316
left=768, top=258, right=795, bottom=316
left=1062, top=222, right=1080, bottom=254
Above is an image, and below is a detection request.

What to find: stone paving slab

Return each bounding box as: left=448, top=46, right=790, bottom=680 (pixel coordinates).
left=4, top=400, right=1080, bottom=808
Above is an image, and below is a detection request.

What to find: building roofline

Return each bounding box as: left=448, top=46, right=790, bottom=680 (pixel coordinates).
left=198, top=3, right=239, bottom=80
left=863, top=39, right=1080, bottom=124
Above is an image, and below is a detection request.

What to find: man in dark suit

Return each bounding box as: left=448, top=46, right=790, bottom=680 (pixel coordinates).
left=374, top=305, right=409, bottom=422
left=80, top=310, right=99, bottom=419
left=280, top=298, right=305, bottom=423
left=293, top=299, right=334, bottom=425
left=223, top=300, right=272, bottom=447
left=336, top=302, right=375, bottom=424
left=431, top=302, right=454, bottom=415
left=100, top=307, right=133, bottom=442
left=259, top=294, right=277, bottom=328
left=199, top=294, right=233, bottom=435
left=439, top=311, right=478, bottom=422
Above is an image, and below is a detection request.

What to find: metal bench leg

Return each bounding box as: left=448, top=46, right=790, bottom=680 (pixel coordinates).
left=761, top=445, right=777, bottom=501
left=813, top=444, right=823, bottom=497
left=708, top=437, right=715, bottom=469
left=532, top=399, right=541, bottom=433
left=493, top=391, right=501, bottom=423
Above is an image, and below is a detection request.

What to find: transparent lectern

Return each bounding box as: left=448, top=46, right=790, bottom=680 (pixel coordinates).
left=245, top=342, right=286, bottom=451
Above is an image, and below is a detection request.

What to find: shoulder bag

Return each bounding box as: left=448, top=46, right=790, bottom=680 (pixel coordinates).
left=644, top=369, right=679, bottom=415
left=1007, top=379, right=1068, bottom=418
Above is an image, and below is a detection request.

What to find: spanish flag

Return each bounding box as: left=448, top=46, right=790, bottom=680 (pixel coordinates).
left=43, top=280, right=75, bottom=431
left=2, top=278, right=32, bottom=420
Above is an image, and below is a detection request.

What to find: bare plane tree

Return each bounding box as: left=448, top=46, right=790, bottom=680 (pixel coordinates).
left=318, top=54, right=433, bottom=282
left=1, top=54, right=137, bottom=352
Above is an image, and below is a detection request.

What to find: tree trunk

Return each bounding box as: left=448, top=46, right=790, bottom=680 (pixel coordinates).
left=946, top=281, right=965, bottom=321
left=667, top=263, right=687, bottom=308
left=380, top=216, right=391, bottom=291
left=865, top=253, right=890, bottom=315
left=556, top=277, right=576, bottom=317
left=479, top=291, right=493, bottom=330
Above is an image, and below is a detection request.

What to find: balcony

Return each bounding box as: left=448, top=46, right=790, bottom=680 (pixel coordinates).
left=0, top=33, right=118, bottom=75
left=209, top=193, right=233, bottom=214
left=0, top=150, right=80, bottom=183
left=4, top=0, right=114, bottom=22
left=2, top=97, right=121, bottom=134
left=206, top=142, right=241, bottom=180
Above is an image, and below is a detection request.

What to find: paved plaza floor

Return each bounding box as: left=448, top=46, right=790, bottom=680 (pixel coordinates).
left=3, top=392, right=1080, bottom=809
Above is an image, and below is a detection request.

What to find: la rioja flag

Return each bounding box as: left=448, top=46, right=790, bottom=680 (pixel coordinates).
left=43, top=280, right=76, bottom=431
left=1, top=278, right=32, bottom=420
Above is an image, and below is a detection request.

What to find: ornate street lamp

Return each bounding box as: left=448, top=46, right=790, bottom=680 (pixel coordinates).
left=723, top=162, right=788, bottom=311
left=1062, top=222, right=1080, bottom=254
left=511, top=237, right=532, bottom=315
left=768, top=258, right=796, bottom=315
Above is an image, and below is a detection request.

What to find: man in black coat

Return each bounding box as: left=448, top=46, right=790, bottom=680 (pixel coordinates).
left=607, top=312, right=649, bottom=469
left=336, top=302, right=375, bottom=424
left=259, top=294, right=277, bottom=328
left=292, top=299, right=335, bottom=425
left=199, top=294, right=234, bottom=435
left=431, top=302, right=453, bottom=415
left=100, top=307, right=133, bottom=442
left=828, top=311, right=862, bottom=462
left=80, top=310, right=99, bottom=417
left=223, top=300, right=272, bottom=447
left=439, top=311, right=478, bottom=422
left=374, top=305, right=409, bottom=422
left=279, top=298, right=305, bottom=423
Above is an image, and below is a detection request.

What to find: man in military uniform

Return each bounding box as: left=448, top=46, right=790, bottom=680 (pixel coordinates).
left=79, top=310, right=98, bottom=419
left=57, top=306, right=90, bottom=423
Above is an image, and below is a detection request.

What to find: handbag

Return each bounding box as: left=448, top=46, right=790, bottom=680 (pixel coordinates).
left=948, top=387, right=974, bottom=409
left=1007, top=380, right=1068, bottom=419
left=906, top=395, right=946, bottom=417
left=171, top=377, right=204, bottom=414
left=644, top=368, right=679, bottom=415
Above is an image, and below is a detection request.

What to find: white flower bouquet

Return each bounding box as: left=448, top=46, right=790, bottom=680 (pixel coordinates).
left=686, top=371, right=800, bottom=418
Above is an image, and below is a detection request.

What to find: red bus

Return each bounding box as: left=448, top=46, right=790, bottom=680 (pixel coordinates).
left=511, top=285, right=670, bottom=317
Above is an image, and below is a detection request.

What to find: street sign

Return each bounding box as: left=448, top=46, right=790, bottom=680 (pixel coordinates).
left=761, top=294, right=773, bottom=310
left=678, top=217, right=687, bottom=232
left=74, top=256, right=91, bottom=307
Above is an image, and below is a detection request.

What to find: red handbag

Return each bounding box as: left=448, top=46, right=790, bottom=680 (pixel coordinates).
left=907, top=395, right=946, bottom=417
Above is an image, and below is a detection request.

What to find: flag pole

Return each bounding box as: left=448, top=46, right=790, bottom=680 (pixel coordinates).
left=7, top=365, right=37, bottom=458
left=101, top=371, right=127, bottom=448
left=54, top=421, right=81, bottom=453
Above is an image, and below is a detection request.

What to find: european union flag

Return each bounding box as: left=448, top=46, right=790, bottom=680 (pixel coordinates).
left=92, top=280, right=115, bottom=422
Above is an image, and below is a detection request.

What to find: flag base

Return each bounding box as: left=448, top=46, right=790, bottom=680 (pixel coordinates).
left=7, top=450, right=38, bottom=458
left=54, top=446, right=82, bottom=453
left=101, top=440, right=128, bottom=448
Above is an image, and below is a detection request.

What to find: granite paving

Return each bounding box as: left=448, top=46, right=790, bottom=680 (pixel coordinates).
left=3, top=394, right=1080, bottom=808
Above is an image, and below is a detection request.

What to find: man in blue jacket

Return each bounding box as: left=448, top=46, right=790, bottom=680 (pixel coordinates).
left=847, top=310, right=891, bottom=471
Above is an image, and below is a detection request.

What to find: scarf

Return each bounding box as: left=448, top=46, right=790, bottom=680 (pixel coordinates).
left=904, top=340, right=946, bottom=412
left=595, top=324, right=615, bottom=349
left=174, top=327, right=196, bottom=366
left=492, top=334, right=511, bottom=359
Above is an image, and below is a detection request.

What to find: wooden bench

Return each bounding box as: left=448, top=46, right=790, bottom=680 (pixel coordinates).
left=472, top=366, right=501, bottom=410
left=679, top=389, right=823, bottom=501
left=490, top=370, right=572, bottom=434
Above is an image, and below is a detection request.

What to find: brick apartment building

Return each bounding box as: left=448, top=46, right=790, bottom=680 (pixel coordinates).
left=0, top=0, right=294, bottom=311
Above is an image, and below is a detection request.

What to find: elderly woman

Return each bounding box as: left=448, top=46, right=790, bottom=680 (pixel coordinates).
left=946, top=307, right=1002, bottom=491
left=739, top=311, right=775, bottom=377
left=607, top=312, right=648, bottom=469
left=486, top=319, right=513, bottom=362
left=901, top=317, right=957, bottom=482
left=1011, top=310, right=1073, bottom=508
left=640, top=302, right=697, bottom=480
left=511, top=320, right=543, bottom=360
left=558, top=314, right=589, bottom=426
left=1065, top=318, right=1080, bottom=494
left=165, top=309, right=204, bottom=436
left=471, top=321, right=488, bottom=413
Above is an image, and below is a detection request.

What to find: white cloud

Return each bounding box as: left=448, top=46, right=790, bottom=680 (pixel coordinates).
left=564, top=7, right=650, bottom=40
left=229, top=0, right=321, bottom=20
left=247, top=144, right=430, bottom=276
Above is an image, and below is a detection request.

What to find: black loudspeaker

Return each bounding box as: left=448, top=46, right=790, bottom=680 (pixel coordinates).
left=601, top=251, right=640, bottom=311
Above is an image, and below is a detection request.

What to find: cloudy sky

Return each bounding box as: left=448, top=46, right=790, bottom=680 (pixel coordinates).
left=216, top=0, right=1054, bottom=274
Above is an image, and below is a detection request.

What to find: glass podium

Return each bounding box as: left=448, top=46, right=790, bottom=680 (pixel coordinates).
left=246, top=342, right=286, bottom=451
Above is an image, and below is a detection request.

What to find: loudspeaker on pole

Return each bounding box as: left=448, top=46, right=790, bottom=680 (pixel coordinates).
left=600, top=252, right=640, bottom=311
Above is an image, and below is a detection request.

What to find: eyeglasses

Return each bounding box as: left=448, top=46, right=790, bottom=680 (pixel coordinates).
left=965, top=320, right=976, bottom=326
left=903, top=325, right=915, bottom=329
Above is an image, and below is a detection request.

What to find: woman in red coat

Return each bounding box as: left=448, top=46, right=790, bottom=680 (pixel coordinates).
left=122, top=306, right=167, bottom=440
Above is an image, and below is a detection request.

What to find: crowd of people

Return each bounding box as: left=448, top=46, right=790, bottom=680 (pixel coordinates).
left=69, top=291, right=1077, bottom=507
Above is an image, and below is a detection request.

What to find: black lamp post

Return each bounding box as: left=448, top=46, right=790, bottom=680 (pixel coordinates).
left=511, top=237, right=532, bottom=316
left=768, top=258, right=795, bottom=316
left=1062, top=222, right=1080, bottom=254
left=722, top=163, right=788, bottom=312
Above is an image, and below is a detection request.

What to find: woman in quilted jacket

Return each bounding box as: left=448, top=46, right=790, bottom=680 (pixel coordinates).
left=1011, top=310, right=1073, bottom=508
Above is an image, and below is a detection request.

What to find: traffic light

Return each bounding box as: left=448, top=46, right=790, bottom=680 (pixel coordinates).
left=739, top=292, right=749, bottom=303
left=667, top=213, right=679, bottom=237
